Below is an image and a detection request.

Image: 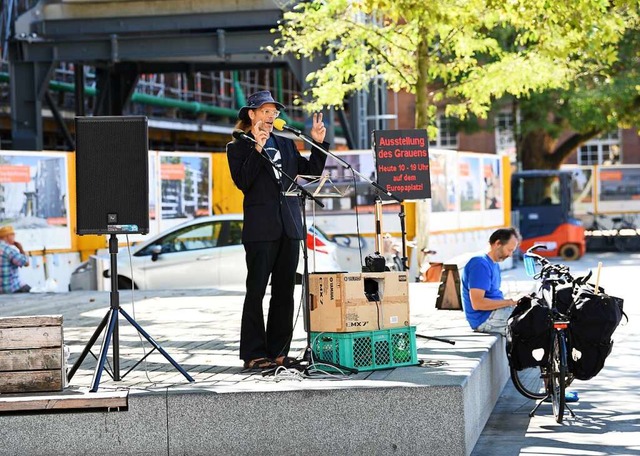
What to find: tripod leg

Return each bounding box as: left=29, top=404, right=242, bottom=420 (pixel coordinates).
left=91, top=308, right=118, bottom=392
left=118, top=307, right=194, bottom=382
left=67, top=310, right=110, bottom=382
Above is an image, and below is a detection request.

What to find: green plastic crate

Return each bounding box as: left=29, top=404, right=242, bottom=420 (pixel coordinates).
left=310, top=326, right=418, bottom=372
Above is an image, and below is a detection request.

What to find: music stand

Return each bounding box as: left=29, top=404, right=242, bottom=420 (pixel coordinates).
left=285, top=132, right=410, bottom=271
left=297, top=174, right=349, bottom=280
left=67, top=235, right=194, bottom=392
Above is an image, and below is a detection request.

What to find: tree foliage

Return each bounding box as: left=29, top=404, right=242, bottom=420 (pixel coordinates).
left=271, top=0, right=639, bottom=167
left=517, top=24, right=640, bottom=169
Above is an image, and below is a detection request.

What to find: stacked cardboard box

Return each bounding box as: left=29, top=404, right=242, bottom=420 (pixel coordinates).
left=309, top=271, right=410, bottom=333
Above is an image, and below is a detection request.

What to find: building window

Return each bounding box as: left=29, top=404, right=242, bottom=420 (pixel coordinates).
left=578, top=131, right=622, bottom=165
left=429, top=115, right=458, bottom=149
left=494, top=111, right=517, bottom=158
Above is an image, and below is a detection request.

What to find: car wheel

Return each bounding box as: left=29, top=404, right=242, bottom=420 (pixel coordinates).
left=117, top=276, right=136, bottom=290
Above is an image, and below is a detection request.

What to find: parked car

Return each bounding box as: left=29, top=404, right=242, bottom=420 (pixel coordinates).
left=69, top=214, right=341, bottom=290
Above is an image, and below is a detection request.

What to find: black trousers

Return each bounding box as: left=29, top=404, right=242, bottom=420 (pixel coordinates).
left=240, top=236, right=300, bottom=361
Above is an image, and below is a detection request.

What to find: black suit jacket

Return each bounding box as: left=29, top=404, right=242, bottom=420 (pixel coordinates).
left=227, top=132, right=328, bottom=242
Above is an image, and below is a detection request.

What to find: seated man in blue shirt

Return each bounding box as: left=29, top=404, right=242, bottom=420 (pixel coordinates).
left=461, top=227, right=520, bottom=335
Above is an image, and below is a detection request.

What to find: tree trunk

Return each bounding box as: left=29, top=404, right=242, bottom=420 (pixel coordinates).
left=519, top=128, right=601, bottom=170
left=519, top=129, right=556, bottom=170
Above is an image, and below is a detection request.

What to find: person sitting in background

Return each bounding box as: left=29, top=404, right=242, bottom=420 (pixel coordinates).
left=0, top=225, right=31, bottom=293
left=461, top=227, right=520, bottom=336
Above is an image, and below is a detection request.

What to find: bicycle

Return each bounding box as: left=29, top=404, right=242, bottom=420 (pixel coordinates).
left=508, top=245, right=577, bottom=423
left=585, top=212, right=638, bottom=252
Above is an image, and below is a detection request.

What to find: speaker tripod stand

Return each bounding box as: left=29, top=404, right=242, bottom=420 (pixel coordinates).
left=67, top=234, right=194, bottom=392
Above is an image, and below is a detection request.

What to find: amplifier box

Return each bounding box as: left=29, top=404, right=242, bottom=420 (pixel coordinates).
left=309, top=272, right=410, bottom=333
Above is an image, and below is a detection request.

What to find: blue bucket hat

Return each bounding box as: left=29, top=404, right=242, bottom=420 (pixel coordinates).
left=238, top=90, right=285, bottom=121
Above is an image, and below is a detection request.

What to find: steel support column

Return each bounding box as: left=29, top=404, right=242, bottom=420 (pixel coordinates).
left=109, top=63, right=139, bottom=115
left=74, top=63, right=86, bottom=116
left=287, top=54, right=337, bottom=147
left=93, top=64, right=139, bottom=116
left=9, top=59, right=54, bottom=150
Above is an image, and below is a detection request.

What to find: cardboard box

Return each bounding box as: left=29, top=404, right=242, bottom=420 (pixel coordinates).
left=309, top=272, right=410, bottom=332
left=0, top=315, right=65, bottom=394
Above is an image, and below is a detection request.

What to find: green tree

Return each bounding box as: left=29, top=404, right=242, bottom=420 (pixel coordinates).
left=273, top=0, right=639, bottom=254
left=272, top=0, right=637, bottom=166
left=516, top=26, right=640, bottom=170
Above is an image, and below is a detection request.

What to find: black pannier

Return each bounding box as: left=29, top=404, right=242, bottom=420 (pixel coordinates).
left=567, top=283, right=626, bottom=380
left=553, top=280, right=574, bottom=315
left=506, top=295, right=552, bottom=371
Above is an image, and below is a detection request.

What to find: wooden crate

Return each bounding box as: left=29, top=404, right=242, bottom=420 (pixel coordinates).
left=309, top=272, right=410, bottom=333
left=0, top=315, right=65, bottom=394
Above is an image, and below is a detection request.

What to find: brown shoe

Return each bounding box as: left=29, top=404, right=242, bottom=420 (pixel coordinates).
left=243, top=358, right=276, bottom=370
left=274, top=356, right=298, bottom=368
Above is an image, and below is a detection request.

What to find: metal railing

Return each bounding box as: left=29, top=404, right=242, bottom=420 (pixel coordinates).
left=0, top=63, right=309, bottom=126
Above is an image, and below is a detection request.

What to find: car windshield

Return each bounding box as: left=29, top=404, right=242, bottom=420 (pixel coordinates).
left=138, top=221, right=234, bottom=256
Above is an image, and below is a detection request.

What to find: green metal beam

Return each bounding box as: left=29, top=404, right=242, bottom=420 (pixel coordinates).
left=1, top=71, right=309, bottom=129
left=232, top=71, right=246, bottom=111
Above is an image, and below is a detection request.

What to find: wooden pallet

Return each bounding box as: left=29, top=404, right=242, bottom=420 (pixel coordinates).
left=0, top=388, right=129, bottom=413
left=0, top=315, right=65, bottom=394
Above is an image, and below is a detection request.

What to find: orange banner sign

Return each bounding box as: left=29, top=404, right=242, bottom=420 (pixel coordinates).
left=600, top=170, right=623, bottom=181
left=161, top=163, right=186, bottom=180
left=0, top=165, right=31, bottom=183
left=459, top=162, right=470, bottom=177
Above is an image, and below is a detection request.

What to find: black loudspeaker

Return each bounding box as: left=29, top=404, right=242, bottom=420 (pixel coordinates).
left=75, top=116, right=149, bottom=235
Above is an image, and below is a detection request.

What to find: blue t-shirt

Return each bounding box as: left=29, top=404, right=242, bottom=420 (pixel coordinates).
left=461, top=254, right=504, bottom=329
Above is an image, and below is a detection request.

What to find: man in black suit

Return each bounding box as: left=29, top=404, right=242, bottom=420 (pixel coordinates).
left=227, top=91, right=328, bottom=370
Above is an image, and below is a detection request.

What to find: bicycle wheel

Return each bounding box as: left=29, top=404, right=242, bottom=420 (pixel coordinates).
left=510, top=366, right=546, bottom=400
left=550, top=331, right=567, bottom=423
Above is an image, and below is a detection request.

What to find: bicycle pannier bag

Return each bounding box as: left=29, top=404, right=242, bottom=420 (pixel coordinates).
left=506, top=295, right=552, bottom=371
left=568, top=285, right=625, bottom=380
left=553, top=281, right=574, bottom=315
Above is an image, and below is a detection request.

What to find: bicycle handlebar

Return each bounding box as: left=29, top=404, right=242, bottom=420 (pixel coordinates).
left=524, top=245, right=574, bottom=283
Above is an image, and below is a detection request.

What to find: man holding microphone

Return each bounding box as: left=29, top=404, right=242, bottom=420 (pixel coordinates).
left=227, top=91, right=328, bottom=370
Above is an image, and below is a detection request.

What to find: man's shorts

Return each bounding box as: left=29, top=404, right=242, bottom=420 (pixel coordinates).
left=475, top=306, right=514, bottom=336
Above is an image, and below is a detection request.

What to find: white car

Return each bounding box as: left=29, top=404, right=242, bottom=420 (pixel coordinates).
left=69, top=214, right=342, bottom=290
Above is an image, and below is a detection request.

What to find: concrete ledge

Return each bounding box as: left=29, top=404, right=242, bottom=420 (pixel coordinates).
left=0, top=393, right=168, bottom=456
left=0, top=284, right=511, bottom=456
left=0, top=337, right=508, bottom=456
left=463, top=336, right=510, bottom=452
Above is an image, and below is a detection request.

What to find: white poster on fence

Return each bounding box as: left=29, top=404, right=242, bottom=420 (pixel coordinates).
left=0, top=151, right=71, bottom=250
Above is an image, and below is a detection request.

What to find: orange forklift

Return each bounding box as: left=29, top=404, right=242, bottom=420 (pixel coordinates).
left=511, top=170, right=586, bottom=260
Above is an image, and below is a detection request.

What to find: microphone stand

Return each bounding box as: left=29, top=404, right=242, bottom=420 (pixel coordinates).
left=278, top=130, right=408, bottom=271
left=235, top=136, right=357, bottom=375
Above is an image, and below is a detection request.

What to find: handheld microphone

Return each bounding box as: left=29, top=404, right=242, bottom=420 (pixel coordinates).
left=273, top=118, right=302, bottom=136
left=232, top=129, right=258, bottom=144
